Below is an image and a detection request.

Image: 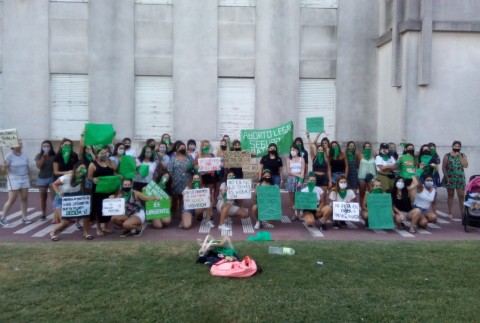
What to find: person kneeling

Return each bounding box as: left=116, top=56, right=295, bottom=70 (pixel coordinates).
left=301, top=173, right=325, bottom=228
left=110, top=178, right=159, bottom=237
left=252, top=169, right=276, bottom=230
left=180, top=173, right=214, bottom=229
left=408, top=175, right=437, bottom=233
left=216, top=170, right=249, bottom=231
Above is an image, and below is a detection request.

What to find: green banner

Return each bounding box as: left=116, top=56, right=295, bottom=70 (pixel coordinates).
left=294, top=192, right=318, bottom=210
left=84, top=123, right=116, bottom=146
left=241, top=121, right=294, bottom=156
left=257, top=185, right=282, bottom=221
left=118, top=155, right=137, bottom=179
left=145, top=181, right=169, bottom=199
left=95, top=175, right=121, bottom=194
left=306, top=117, right=324, bottom=133
left=366, top=194, right=394, bottom=229
left=145, top=199, right=171, bottom=220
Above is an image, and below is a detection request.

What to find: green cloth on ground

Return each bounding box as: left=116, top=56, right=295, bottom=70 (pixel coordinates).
left=84, top=123, right=116, bottom=146
left=214, top=247, right=237, bottom=257
left=246, top=231, right=272, bottom=241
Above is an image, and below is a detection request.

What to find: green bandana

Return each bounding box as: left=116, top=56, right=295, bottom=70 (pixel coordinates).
left=193, top=180, right=200, bottom=189
left=333, top=146, right=340, bottom=159
left=347, top=151, right=355, bottom=162
left=77, top=168, right=87, bottom=177
left=363, top=148, right=371, bottom=160
left=123, top=191, right=132, bottom=203
left=421, top=155, right=432, bottom=165
left=296, top=144, right=302, bottom=151
left=316, top=152, right=325, bottom=164
left=307, top=182, right=315, bottom=193
left=381, top=154, right=389, bottom=161
left=430, top=148, right=436, bottom=156
left=202, top=147, right=210, bottom=154
left=62, top=145, right=72, bottom=164
left=164, top=138, right=170, bottom=145
left=373, top=188, right=383, bottom=194
left=85, top=154, right=93, bottom=162
left=338, top=190, right=347, bottom=199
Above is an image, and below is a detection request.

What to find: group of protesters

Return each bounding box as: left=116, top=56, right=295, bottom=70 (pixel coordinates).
left=0, top=129, right=469, bottom=239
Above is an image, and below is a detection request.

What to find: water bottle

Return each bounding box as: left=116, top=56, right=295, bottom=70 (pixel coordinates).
left=268, top=246, right=295, bottom=255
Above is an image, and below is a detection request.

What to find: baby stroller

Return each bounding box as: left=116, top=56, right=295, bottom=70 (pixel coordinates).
left=463, top=175, right=480, bottom=232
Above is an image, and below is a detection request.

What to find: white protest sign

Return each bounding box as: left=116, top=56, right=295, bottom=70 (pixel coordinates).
left=102, top=198, right=126, bottom=216
left=333, top=202, right=360, bottom=221
left=198, top=157, right=222, bottom=172
left=183, top=188, right=211, bottom=209
left=0, top=129, right=19, bottom=147
left=226, top=179, right=252, bottom=199
left=61, top=195, right=91, bottom=218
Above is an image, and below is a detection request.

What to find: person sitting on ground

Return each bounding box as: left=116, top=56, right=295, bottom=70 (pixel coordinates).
left=216, top=170, right=249, bottom=231
left=391, top=176, right=417, bottom=230
left=180, top=173, right=214, bottom=230
left=150, top=166, right=173, bottom=229
left=409, top=174, right=437, bottom=233
left=300, top=172, right=325, bottom=228
left=252, top=169, right=276, bottom=230
left=110, top=178, right=159, bottom=237
left=361, top=178, right=400, bottom=229
left=50, top=161, right=89, bottom=241
left=317, top=175, right=356, bottom=231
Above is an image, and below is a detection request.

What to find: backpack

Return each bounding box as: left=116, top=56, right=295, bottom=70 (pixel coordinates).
left=210, top=256, right=258, bottom=278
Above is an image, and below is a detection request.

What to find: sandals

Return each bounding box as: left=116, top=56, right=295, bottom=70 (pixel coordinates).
left=50, top=235, right=60, bottom=241
left=409, top=228, right=416, bottom=234
left=84, top=234, right=94, bottom=240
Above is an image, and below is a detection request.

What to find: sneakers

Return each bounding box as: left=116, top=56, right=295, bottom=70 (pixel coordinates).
left=206, top=220, right=215, bottom=228
left=75, top=222, right=83, bottom=231
left=120, top=230, right=132, bottom=238
left=262, top=221, right=274, bottom=229
left=40, top=215, right=47, bottom=221
left=218, top=224, right=231, bottom=231
left=133, top=224, right=146, bottom=237
left=320, top=223, right=327, bottom=231
left=333, top=221, right=340, bottom=229
left=22, top=218, right=32, bottom=225
left=0, top=218, right=10, bottom=227
left=254, top=221, right=261, bottom=230
left=339, top=221, right=347, bottom=228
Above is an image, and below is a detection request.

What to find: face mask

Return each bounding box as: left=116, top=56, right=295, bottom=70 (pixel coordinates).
left=118, top=149, right=125, bottom=155
left=122, top=187, right=132, bottom=193
left=348, top=147, right=355, bottom=153
left=145, top=153, right=152, bottom=159
left=98, top=154, right=108, bottom=161
left=189, top=145, right=196, bottom=150
left=62, top=145, right=72, bottom=164
left=159, top=147, right=166, bottom=153
left=164, top=138, right=170, bottom=145
left=178, top=148, right=186, bottom=155
left=424, top=181, right=434, bottom=188
left=363, top=148, right=371, bottom=159
left=228, top=176, right=235, bottom=180
left=388, top=147, right=396, bottom=154
left=193, top=180, right=200, bottom=189
left=202, top=147, right=210, bottom=154
left=308, top=181, right=315, bottom=192
left=373, top=187, right=383, bottom=194
left=124, top=144, right=131, bottom=149
left=233, top=147, right=241, bottom=151
left=42, top=147, right=50, bottom=154
left=453, top=148, right=461, bottom=153
left=291, top=150, right=297, bottom=157
left=317, top=152, right=324, bottom=163
left=339, top=183, right=347, bottom=190
left=269, top=149, right=276, bottom=154
left=406, top=149, right=414, bottom=155
left=262, top=177, right=271, bottom=184
left=332, top=146, right=340, bottom=158
left=396, top=182, right=405, bottom=189
left=430, top=148, right=436, bottom=156
left=220, top=145, right=227, bottom=151
left=159, top=174, right=169, bottom=189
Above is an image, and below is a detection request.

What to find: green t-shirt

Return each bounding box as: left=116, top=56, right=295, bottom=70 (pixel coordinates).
left=396, top=154, right=415, bottom=179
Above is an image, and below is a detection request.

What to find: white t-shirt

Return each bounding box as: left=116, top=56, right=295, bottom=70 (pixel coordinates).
left=125, top=149, right=137, bottom=158
left=5, top=151, right=29, bottom=176
left=375, top=155, right=396, bottom=172
left=414, top=188, right=436, bottom=209
left=218, top=182, right=234, bottom=204
left=301, top=186, right=324, bottom=205
left=329, top=189, right=356, bottom=203
left=59, top=174, right=81, bottom=194
left=135, top=161, right=157, bottom=184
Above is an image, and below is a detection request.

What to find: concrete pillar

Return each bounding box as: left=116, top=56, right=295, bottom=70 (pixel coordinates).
left=418, top=0, right=432, bottom=85
left=391, top=0, right=403, bottom=87
left=255, top=0, right=300, bottom=130
left=88, top=0, right=135, bottom=139
left=2, top=0, right=49, bottom=140
left=172, top=0, right=218, bottom=141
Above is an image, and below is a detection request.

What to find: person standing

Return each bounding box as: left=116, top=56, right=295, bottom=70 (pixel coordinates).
left=35, top=140, right=56, bottom=220
left=1, top=140, right=32, bottom=226
left=258, top=143, right=283, bottom=186
left=442, top=140, right=468, bottom=218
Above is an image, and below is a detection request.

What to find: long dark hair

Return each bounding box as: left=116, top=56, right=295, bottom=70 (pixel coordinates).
left=55, top=138, right=73, bottom=156
left=391, top=177, right=409, bottom=200
left=39, top=140, right=55, bottom=157
left=293, top=137, right=305, bottom=151
left=138, top=146, right=154, bottom=163
left=70, top=161, right=87, bottom=188
left=289, top=143, right=301, bottom=160
left=154, top=165, right=172, bottom=195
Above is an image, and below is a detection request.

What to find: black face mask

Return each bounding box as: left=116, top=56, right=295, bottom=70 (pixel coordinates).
left=233, top=148, right=241, bottom=151
left=453, top=148, right=461, bottom=153
left=149, top=145, right=155, bottom=150
left=405, top=149, right=414, bottom=155
left=178, top=149, right=186, bottom=154
left=220, top=145, right=227, bottom=151
left=261, top=177, right=272, bottom=184
left=122, top=187, right=132, bottom=193
left=269, top=150, right=276, bottom=155
left=124, top=144, right=131, bottom=149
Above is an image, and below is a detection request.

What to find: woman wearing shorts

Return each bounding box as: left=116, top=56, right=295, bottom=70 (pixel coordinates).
left=409, top=175, right=437, bottom=233
left=180, top=173, right=214, bottom=230
left=216, top=170, right=249, bottom=231
left=35, top=140, right=56, bottom=220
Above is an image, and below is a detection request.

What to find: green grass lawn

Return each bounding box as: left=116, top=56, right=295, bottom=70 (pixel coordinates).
left=1, top=240, right=479, bottom=322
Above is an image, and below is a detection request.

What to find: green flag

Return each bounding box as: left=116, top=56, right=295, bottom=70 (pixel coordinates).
left=138, top=164, right=149, bottom=178
left=118, top=155, right=136, bottom=179
left=241, top=121, right=294, bottom=156
left=95, top=175, right=121, bottom=194
left=84, top=123, right=116, bottom=146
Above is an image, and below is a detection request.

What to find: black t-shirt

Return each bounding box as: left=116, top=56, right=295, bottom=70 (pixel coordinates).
left=391, top=191, right=412, bottom=212
left=53, top=152, right=79, bottom=179
left=260, top=155, right=283, bottom=176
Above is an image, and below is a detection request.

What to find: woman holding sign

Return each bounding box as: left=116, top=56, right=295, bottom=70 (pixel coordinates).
left=217, top=170, right=249, bottom=231
left=180, top=173, right=214, bottom=229
left=252, top=169, right=276, bottom=229
left=317, top=175, right=356, bottom=231
left=360, top=179, right=390, bottom=228
left=194, top=140, right=218, bottom=208
left=50, top=162, right=89, bottom=241
left=285, top=144, right=305, bottom=221
left=300, top=173, right=325, bottom=228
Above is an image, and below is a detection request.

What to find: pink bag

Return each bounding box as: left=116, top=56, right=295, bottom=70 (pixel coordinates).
left=210, top=256, right=257, bottom=278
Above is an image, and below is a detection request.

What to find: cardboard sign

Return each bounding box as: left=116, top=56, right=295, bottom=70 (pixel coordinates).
left=224, top=151, right=252, bottom=168
left=102, top=198, right=125, bottom=216
left=242, top=163, right=260, bottom=180
left=145, top=198, right=171, bottom=220
left=306, top=117, right=324, bottom=133
left=183, top=188, right=211, bottom=209
left=257, top=185, right=282, bottom=221
left=294, top=192, right=318, bottom=210
left=198, top=157, right=222, bottom=172
left=226, top=179, right=252, bottom=199
left=240, top=121, right=294, bottom=156
left=333, top=202, right=360, bottom=221
left=366, top=194, right=394, bottom=229
left=61, top=194, right=91, bottom=218
left=0, top=129, right=19, bottom=147
left=145, top=181, right=169, bottom=199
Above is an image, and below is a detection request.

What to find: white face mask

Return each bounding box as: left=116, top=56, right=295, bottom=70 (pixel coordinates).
left=339, top=183, right=347, bottom=190
left=396, top=182, right=405, bottom=189
left=118, top=149, right=125, bottom=155
left=291, top=150, right=297, bottom=157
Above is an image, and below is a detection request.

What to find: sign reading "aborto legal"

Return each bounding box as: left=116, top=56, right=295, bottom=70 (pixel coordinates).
left=240, top=121, right=294, bottom=156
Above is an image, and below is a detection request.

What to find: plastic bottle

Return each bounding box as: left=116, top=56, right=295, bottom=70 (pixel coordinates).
left=268, top=246, right=295, bottom=255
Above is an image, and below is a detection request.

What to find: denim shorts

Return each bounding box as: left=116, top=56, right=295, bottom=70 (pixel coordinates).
left=37, top=176, right=54, bottom=187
